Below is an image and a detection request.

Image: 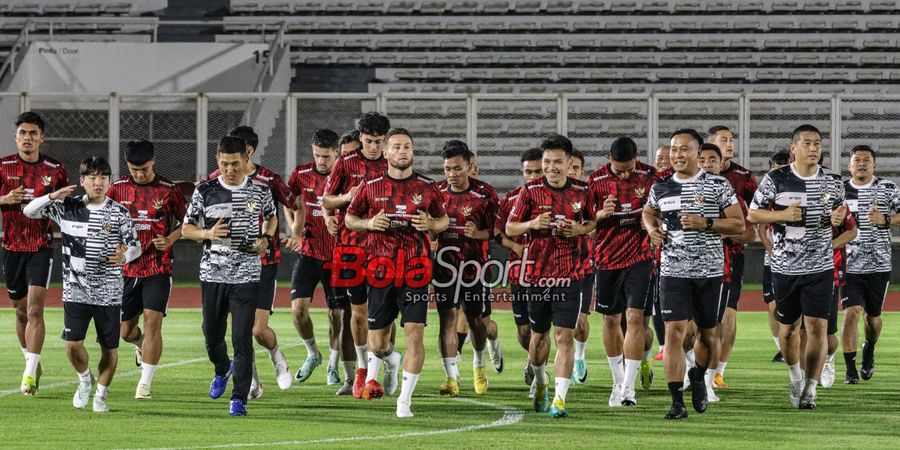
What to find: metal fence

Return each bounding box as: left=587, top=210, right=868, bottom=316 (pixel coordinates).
left=4, top=92, right=900, bottom=195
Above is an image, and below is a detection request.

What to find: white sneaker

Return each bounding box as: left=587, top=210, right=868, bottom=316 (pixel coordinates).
left=396, top=399, right=414, bottom=418
left=707, top=386, right=720, bottom=403
left=621, top=386, right=637, bottom=406
left=134, top=346, right=143, bottom=368
left=273, top=353, right=292, bottom=390
left=528, top=379, right=537, bottom=399
left=383, top=354, right=401, bottom=396
left=92, top=395, right=108, bottom=413
left=789, top=379, right=803, bottom=408
left=73, top=374, right=94, bottom=409
left=249, top=381, right=264, bottom=400
left=821, top=360, right=836, bottom=389
left=135, top=383, right=152, bottom=399
left=608, top=384, right=625, bottom=407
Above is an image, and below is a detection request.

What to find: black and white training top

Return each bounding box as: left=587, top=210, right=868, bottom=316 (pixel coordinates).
left=24, top=194, right=141, bottom=306
left=844, top=177, right=900, bottom=274
left=184, top=175, right=276, bottom=284
left=750, top=164, right=845, bottom=276
left=647, top=169, right=738, bottom=279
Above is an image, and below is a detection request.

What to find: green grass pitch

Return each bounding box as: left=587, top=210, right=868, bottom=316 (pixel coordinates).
left=1, top=308, right=898, bottom=449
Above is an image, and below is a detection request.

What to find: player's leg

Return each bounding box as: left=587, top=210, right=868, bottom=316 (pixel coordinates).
left=463, top=284, right=489, bottom=394
left=621, top=260, right=653, bottom=404
left=363, top=284, right=403, bottom=400
left=659, top=276, right=695, bottom=419
left=395, top=285, right=428, bottom=417
left=510, top=284, right=533, bottom=386
left=774, top=273, right=806, bottom=408
left=762, top=264, right=782, bottom=362
left=860, top=272, right=889, bottom=380
left=688, top=277, right=721, bottom=412
left=63, top=301, right=94, bottom=408
left=455, top=304, right=469, bottom=354
left=435, top=284, right=461, bottom=396
left=596, top=269, right=626, bottom=406
left=547, top=283, right=580, bottom=418
left=716, top=254, right=743, bottom=386
left=821, top=285, right=840, bottom=388
left=527, top=286, right=553, bottom=413
left=227, top=282, right=258, bottom=415
left=4, top=249, right=29, bottom=352
left=252, top=265, right=290, bottom=392
left=571, top=274, right=592, bottom=384
left=841, top=273, right=865, bottom=384
left=201, top=282, right=233, bottom=399
left=120, top=277, right=144, bottom=368
left=93, top=304, right=121, bottom=413
left=21, top=249, right=52, bottom=390
left=482, top=283, right=503, bottom=374
left=291, top=256, right=323, bottom=384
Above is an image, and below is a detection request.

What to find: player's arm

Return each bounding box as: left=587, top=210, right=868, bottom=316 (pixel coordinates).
left=832, top=228, right=857, bottom=249
left=181, top=190, right=227, bottom=242
left=414, top=213, right=449, bottom=234
left=641, top=204, right=665, bottom=247
left=723, top=224, right=757, bottom=244
left=23, top=185, right=76, bottom=219
left=689, top=203, right=744, bottom=235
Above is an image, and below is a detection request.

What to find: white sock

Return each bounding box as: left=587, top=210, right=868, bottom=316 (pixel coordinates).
left=623, top=359, right=641, bottom=390
left=303, top=338, right=319, bottom=358
left=95, top=384, right=108, bottom=398
left=134, top=332, right=144, bottom=349
left=365, top=352, right=383, bottom=383
left=385, top=351, right=402, bottom=372
left=773, top=336, right=782, bottom=351
left=705, top=368, right=716, bottom=389
left=251, top=361, right=260, bottom=386
left=805, top=378, right=818, bottom=397
left=715, top=361, right=727, bottom=376
left=554, top=377, right=570, bottom=403
left=533, top=363, right=548, bottom=384
left=685, top=350, right=696, bottom=368
left=78, top=369, right=92, bottom=383
left=342, top=361, right=356, bottom=380
left=607, top=354, right=625, bottom=385
left=788, top=363, right=803, bottom=382
left=398, top=371, right=419, bottom=404
left=24, top=352, right=40, bottom=377
left=488, top=338, right=500, bottom=355
left=442, top=357, right=460, bottom=380
left=328, top=349, right=340, bottom=371
left=642, top=350, right=652, bottom=361
left=659, top=345, right=665, bottom=352
left=21, top=347, right=27, bottom=358
left=355, top=344, right=368, bottom=368
left=473, top=349, right=484, bottom=367
left=826, top=352, right=835, bottom=363
left=268, top=344, right=281, bottom=363
left=574, top=340, right=586, bottom=360
left=139, top=363, right=158, bottom=388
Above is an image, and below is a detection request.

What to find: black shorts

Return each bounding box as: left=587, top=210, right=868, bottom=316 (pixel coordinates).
left=650, top=273, right=661, bottom=316
left=122, top=275, right=171, bottom=321
left=594, top=260, right=653, bottom=316
left=435, top=280, right=492, bottom=318
left=843, top=272, right=890, bottom=317
left=256, top=264, right=278, bottom=313
left=367, top=282, right=429, bottom=330
left=510, top=284, right=529, bottom=326
left=659, top=276, right=724, bottom=330
left=526, top=283, right=582, bottom=334
left=725, top=253, right=744, bottom=309
left=828, top=284, right=842, bottom=336
left=291, top=254, right=342, bottom=309
left=335, top=249, right=368, bottom=306
left=580, top=273, right=594, bottom=315
left=62, top=302, right=121, bottom=349
left=762, top=264, right=775, bottom=304
left=2, top=248, right=52, bottom=301
left=773, top=270, right=833, bottom=324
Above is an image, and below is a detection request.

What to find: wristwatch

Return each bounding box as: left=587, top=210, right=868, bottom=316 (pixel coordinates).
left=705, top=218, right=714, bottom=231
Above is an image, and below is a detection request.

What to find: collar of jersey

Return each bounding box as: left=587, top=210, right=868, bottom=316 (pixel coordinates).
left=82, top=195, right=110, bottom=210
left=542, top=176, right=571, bottom=192
left=16, top=153, right=43, bottom=165
left=671, top=169, right=704, bottom=184
left=217, top=175, right=248, bottom=191
left=386, top=171, right=415, bottom=183
left=789, top=163, right=821, bottom=180
left=849, top=177, right=875, bottom=189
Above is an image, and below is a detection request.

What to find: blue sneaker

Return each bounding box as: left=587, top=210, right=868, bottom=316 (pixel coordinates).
left=570, top=359, right=587, bottom=384
left=229, top=399, right=247, bottom=416
left=210, top=361, right=233, bottom=399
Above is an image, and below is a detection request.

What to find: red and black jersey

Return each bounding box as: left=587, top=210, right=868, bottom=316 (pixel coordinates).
left=495, top=185, right=529, bottom=285
left=347, top=171, right=445, bottom=265
left=720, top=161, right=758, bottom=206
left=0, top=153, right=68, bottom=252
left=437, top=177, right=499, bottom=263
left=435, top=180, right=498, bottom=281
left=107, top=174, right=187, bottom=278
left=832, top=213, right=857, bottom=287
left=724, top=197, right=753, bottom=257
left=508, top=177, right=597, bottom=283
left=587, top=161, right=656, bottom=270
left=287, top=162, right=334, bottom=262
left=324, top=150, right=388, bottom=248
left=209, top=164, right=294, bottom=265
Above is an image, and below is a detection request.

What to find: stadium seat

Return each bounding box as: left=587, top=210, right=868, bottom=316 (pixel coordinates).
left=674, top=1, right=703, bottom=12
left=831, top=38, right=858, bottom=49
left=796, top=38, right=827, bottom=49
left=433, top=54, right=464, bottom=65
left=788, top=71, right=816, bottom=81
left=731, top=38, right=758, bottom=49
left=325, top=2, right=354, bottom=13
left=857, top=71, right=884, bottom=81
left=541, top=21, right=569, bottom=31
left=450, top=1, right=480, bottom=13
left=492, top=69, right=520, bottom=80
left=793, top=55, right=820, bottom=65
left=693, top=55, right=721, bottom=65
left=531, top=54, right=559, bottom=65
left=763, top=39, right=791, bottom=49
left=535, top=38, right=564, bottom=49
left=545, top=1, right=574, bottom=13
left=799, top=21, right=828, bottom=30
left=401, top=55, right=429, bottom=65
left=860, top=55, right=887, bottom=65
left=726, top=54, right=754, bottom=65
left=572, top=20, right=603, bottom=31
left=370, top=54, right=399, bottom=65
left=705, top=1, right=731, bottom=12
left=590, top=70, right=620, bottom=80
left=577, top=0, right=606, bottom=12
left=767, top=20, right=794, bottom=31
left=635, top=20, right=664, bottom=32
left=771, top=1, right=799, bottom=12
left=701, top=20, right=728, bottom=29
left=43, top=4, right=73, bottom=14
left=260, top=3, right=291, bottom=14
left=568, top=38, right=597, bottom=49
left=558, top=70, right=588, bottom=80
left=643, top=1, right=670, bottom=13
left=498, top=55, right=527, bottom=65
left=472, top=39, right=501, bottom=49
left=465, top=55, right=493, bottom=65
left=634, top=38, right=659, bottom=49
left=599, top=38, right=628, bottom=48
left=627, top=55, right=656, bottom=66
left=733, top=20, right=761, bottom=31
left=420, top=1, right=448, bottom=13
left=670, top=21, right=698, bottom=31
left=459, top=69, right=489, bottom=80
left=663, top=39, right=693, bottom=49
left=870, top=0, right=898, bottom=12
left=356, top=1, right=384, bottom=13
left=660, top=55, right=688, bottom=66
left=760, top=55, right=788, bottom=65
left=605, top=21, right=633, bottom=31
left=564, top=54, right=592, bottom=65
left=476, top=21, right=506, bottom=31
left=609, top=1, right=638, bottom=12
left=822, top=70, right=851, bottom=82
left=863, top=39, right=891, bottom=49
left=388, top=1, right=417, bottom=13
left=481, top=1, right=509, bottom=13
left=835, top=0, right=863, bottom=11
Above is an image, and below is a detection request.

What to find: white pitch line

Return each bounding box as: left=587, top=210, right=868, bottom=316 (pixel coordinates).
left=127, top=395, right=525, bottom=450
left=0, top=344, right=300, bottom=397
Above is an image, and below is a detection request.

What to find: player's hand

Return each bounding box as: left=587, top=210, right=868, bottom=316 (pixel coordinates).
left=529, top=212, right=551, bottom=230
left=0, top=185, right=26, bottom=204
left=463, top=221, right=479, bottom=238
left=868, top=206, right=887, bottom=227
left=109, top=243, right=127, bottom=266
left=367, top=209, right=390, bottom=232
left=782, top=202, right=802, bottom=222
left=152, top=234, right=171, bottom=251
left=830, top=203, right=848, bottom=226
left=285, top=233, right=303, bottom=252
left=48, top=185, right=77, bottom=201
left=325, top=215, right=339, bottom=236
left=412, top=211, right=432, bottom=232
left=595, top=194, right=617, bottom=220
left=343, top=185, right=359, bottom=204
left=763, top=239, right=774, bottom=255
left=206, top=218, right=230, bottom=241
left=252, top=236, right=269, bottom=255
left=560, top=219, right=582, bottom=237
left=510, top=242, right=525, bottom=258
left=649, top=227, right=666, bottom=247
left=680, top=213, right=706, bottom=231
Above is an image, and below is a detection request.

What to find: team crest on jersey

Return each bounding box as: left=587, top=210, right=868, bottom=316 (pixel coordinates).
left=151, top=198, right=163, bottom=209
left=821, top=191, right=833, bottom=204
left=571, top=201, right=582, bottom=213
left=246, top=201, right=258, bottom=212
left=634, top=187, right=645, bottom=198
left=41, top=175, right=52, bottom=186
left=460, top=205, right=472, bottom=216
left=101, top=223, right=113, bottom=234
left=694, top=194, right=705, bottom=206
left=869, top=198, right=880, bottom=208
left=119, top=200, right=132, bottom=206
left=411, top=194, right=422, bottom=205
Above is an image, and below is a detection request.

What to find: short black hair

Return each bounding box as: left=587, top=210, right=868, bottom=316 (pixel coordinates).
left=79, top=156, right=111, bottom=177
left=707, top=125, right=731, bottom=141
left=228, top=125, right=258, bottom=150
left=357, top=112, right=391, bottom=137
left=791, top=124, right=822, bottom=143
left=699, top=143, right=722, bottom=159
left=125, top=140, right=155, bottom=165
left=384, top=127, right=413, bottom=144
left=540, top=134, right=573, bottom=156
left=850, top=144, right=876, bottom=161
left=16, top=112, right=46, bottom=133
left=609, top=137, right=638, bottom=162
left=521, top=148, right=542, bottom=163
left=339, top=130, right=360, bottom=146
left=312, top=129, right=340, bottom=149
left=218, top=136, right=247, bottom=155
left=571, top=148, right=585, bottom=167
left=441, top=141, right=473, bottom=163
left=770, top=149, right=791, bottom=166
left=671, top=129, right=703, bottom=148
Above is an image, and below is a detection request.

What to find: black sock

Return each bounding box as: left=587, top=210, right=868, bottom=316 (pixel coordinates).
left=668, top=382, right=684, bottom=405
left=456, top=333, right=467, bottom=354
left=863, top=340, right=876, bottom=360
left=844, top=352, right=857, bottom=372
left=689, top=365, right=707, bottom=382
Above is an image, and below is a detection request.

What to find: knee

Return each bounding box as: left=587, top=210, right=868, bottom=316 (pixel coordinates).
left=602, top=314, right=621, bottom=329
left=292, top=301, right=309, bottom=318
left=26, top=306, right=43, bottom=322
